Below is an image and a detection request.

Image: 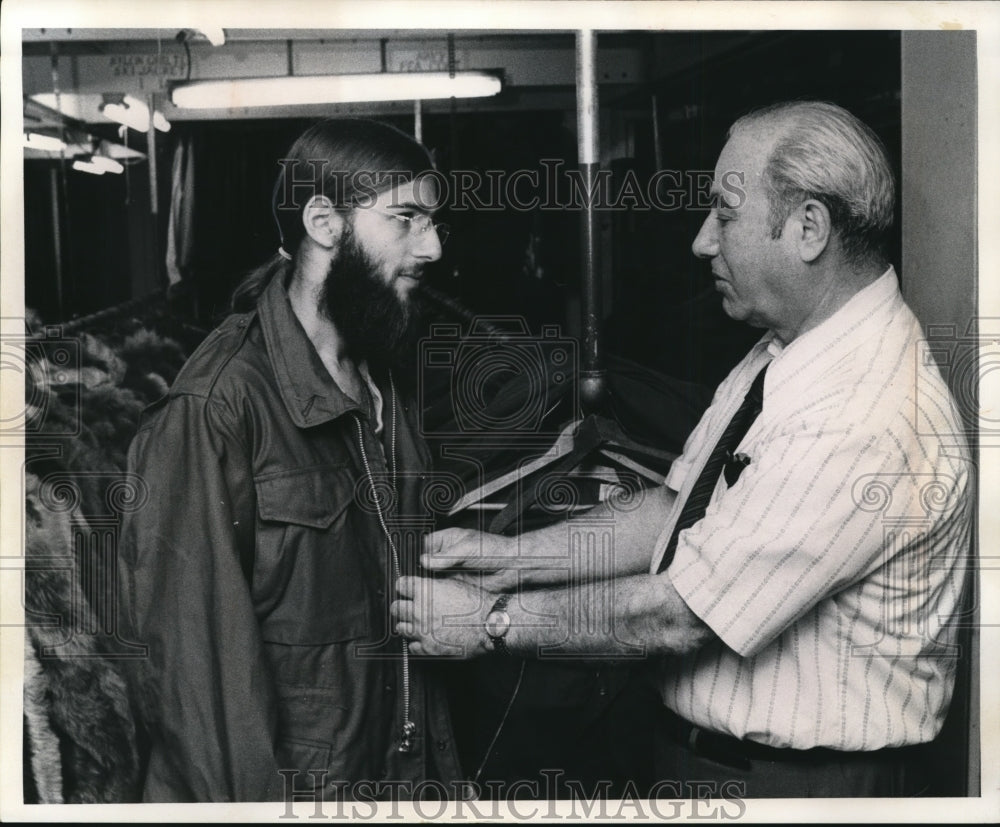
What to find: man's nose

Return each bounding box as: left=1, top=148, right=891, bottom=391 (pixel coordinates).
left=413, top=228, right=443, bottom=262
left=692, top=215, right=719, bottom=259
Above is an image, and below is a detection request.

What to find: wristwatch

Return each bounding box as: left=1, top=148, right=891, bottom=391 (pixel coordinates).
left=484, top=593, right=512, bottom=656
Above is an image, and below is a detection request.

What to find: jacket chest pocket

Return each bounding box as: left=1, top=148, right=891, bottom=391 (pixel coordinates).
left=253, top=466, right=376, bottom=645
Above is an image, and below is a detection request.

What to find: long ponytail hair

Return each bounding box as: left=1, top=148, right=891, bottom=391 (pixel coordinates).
left=230, top=118, right=434, bottom=313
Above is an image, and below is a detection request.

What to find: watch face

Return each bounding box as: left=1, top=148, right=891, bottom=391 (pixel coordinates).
left=485, top=610, right=510, bottom=639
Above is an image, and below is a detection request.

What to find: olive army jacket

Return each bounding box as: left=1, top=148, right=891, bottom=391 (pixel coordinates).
left=121, top=273, right=463, bottom=802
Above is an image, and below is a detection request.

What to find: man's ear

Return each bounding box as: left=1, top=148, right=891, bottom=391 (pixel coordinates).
left=791, top=198, right=832, bottom=263
left=302, top=195, right=344, bottom=249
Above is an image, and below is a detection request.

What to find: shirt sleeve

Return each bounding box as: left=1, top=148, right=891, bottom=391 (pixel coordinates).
left=667, top=415, right=909, bottom=658
left=121, top=393, right=282, bottom=801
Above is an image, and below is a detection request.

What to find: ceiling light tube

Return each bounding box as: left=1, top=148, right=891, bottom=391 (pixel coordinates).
left=100, top=95, right=171, bottom=133
left=90, top=155, right=125, bottom=174
left=171, top=71, right=503, bottom=109
left=152, top=111, right=171, bottom=132
left=24, top=132, right=68, bottom=152
left=72, top=159, right=105, bottom=175
left=101, top=96, right=149, bottom=132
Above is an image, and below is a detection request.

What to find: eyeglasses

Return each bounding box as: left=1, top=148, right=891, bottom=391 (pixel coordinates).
left=374, top=210, right=451, bottom=245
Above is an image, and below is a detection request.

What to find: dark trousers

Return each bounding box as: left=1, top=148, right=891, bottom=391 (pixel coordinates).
left=653, top=709, right=932, bottom=798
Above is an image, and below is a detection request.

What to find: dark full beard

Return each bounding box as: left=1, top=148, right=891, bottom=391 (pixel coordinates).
left=319, top=228, right=424, bottom=378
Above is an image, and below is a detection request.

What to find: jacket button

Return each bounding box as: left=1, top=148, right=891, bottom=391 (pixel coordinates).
left=384, top=684, right=394, bottom=693
left=436, top=739, right=448, bottom=751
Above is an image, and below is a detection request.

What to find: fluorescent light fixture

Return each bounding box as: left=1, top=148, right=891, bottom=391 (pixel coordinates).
left=198, top=27, right=226, bottom=46
left=101, top=96, right=148, bottom=132
left=24, top=132, right=67, bottom=152
left=100, top=95, right=171, bottom=133
left=152, top=111, right=171, bottom=132
left=171, top=71, right=503, bottom=109
left=90, top=155, right=125, bottom=174
left=29, top=92, right=99, bottom=122
left=72, top=159, right=105, bottom=175
left=103, top=142, right=146, bottom=161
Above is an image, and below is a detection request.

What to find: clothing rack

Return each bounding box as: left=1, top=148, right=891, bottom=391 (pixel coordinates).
left=59, top=285, right=481, bottom=340
left=422, top=286, right=503, bottom=337
left=58, top=290, right=168, bottom=334
left=55, top=289, right=209, bottom=346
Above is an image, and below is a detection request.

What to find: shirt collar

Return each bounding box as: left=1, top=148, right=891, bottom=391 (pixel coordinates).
left=764, top=266, right=902, bottom=392
left=257, top=270, right=366, bottom=428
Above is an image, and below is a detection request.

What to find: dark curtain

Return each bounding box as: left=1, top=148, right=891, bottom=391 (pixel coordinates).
left=25, top=161, right=137, bottom=322
left=173, top=118, right=313, bottom=321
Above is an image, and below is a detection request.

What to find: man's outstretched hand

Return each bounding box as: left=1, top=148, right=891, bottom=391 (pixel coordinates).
left=421, top=527, right=524, bottom=570
left=421, top=527, right=572, bottom=591
left=391, top=574, right=496, bottom=658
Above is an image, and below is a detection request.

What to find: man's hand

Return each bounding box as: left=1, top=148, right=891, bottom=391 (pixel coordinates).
left=421, top=527, right=573, bottom=591
left=391, top=574, right=496, bottom=658
left=421, top=527, right=527, bottom=591
left=422, top=488, right=675, bottom=589
left=421, top=527, right=525, bottom=571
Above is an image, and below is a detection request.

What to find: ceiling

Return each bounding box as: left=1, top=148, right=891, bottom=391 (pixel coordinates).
left=20, top=28, right=760, bottom=128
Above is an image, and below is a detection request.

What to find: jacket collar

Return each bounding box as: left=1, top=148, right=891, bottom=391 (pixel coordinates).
left=258, top=270, right=365, bottom=428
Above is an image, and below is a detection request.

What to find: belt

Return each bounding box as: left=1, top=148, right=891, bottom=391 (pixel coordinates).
left=659, top=707, right=926, bottom=771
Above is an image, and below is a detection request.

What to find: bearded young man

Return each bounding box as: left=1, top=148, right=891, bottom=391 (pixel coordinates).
left=120, top=119, right=461, bottom=802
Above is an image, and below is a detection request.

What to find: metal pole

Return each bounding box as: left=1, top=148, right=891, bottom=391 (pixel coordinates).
left=146, top=94, right=161, bottom=286
left=49, top=167, right=64, bottom=319
left=414, top=100, right=423, bottom=143
left=576, top=29, right=605, bottom=412
left=50, top=42, right=68, bottom=319
left=651, top=93, right=663, bottom=171
left=146, top=95, right=159, bottom=213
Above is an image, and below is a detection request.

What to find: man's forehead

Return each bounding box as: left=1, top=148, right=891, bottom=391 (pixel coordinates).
left=716, top=138, right=755, bottom=175
left=712, top=130, right=772, bottom=189
left=381, top=176, right=440, bottom=212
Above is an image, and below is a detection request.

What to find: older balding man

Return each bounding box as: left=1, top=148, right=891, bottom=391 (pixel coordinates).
left=394, top=102, right=971, bottom=797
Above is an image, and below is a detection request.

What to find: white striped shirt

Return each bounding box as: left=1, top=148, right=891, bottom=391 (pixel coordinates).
left=650, top=269, right=972, bottom=750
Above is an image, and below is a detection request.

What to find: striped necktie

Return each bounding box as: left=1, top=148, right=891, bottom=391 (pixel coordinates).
left=657, top=363, right=769, bottom=573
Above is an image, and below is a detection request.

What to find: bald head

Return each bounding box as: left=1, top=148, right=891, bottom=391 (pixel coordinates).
left=728, top=102, right=896, bottom=268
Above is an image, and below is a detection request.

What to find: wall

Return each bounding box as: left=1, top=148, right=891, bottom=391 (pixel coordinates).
left=900, top=29, right=978, bottom=796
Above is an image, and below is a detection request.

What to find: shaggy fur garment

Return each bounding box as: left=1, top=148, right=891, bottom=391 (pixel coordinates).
left=21, top=323, right=191, bottom=803
left=23, top=473, right=143, bottom=803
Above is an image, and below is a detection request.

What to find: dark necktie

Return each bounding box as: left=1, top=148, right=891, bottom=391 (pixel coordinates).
left=657, top=363, right=769, bottom=573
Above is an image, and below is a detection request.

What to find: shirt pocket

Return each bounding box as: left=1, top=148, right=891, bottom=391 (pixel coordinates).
left=253, top=465, right=373, bottom=644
